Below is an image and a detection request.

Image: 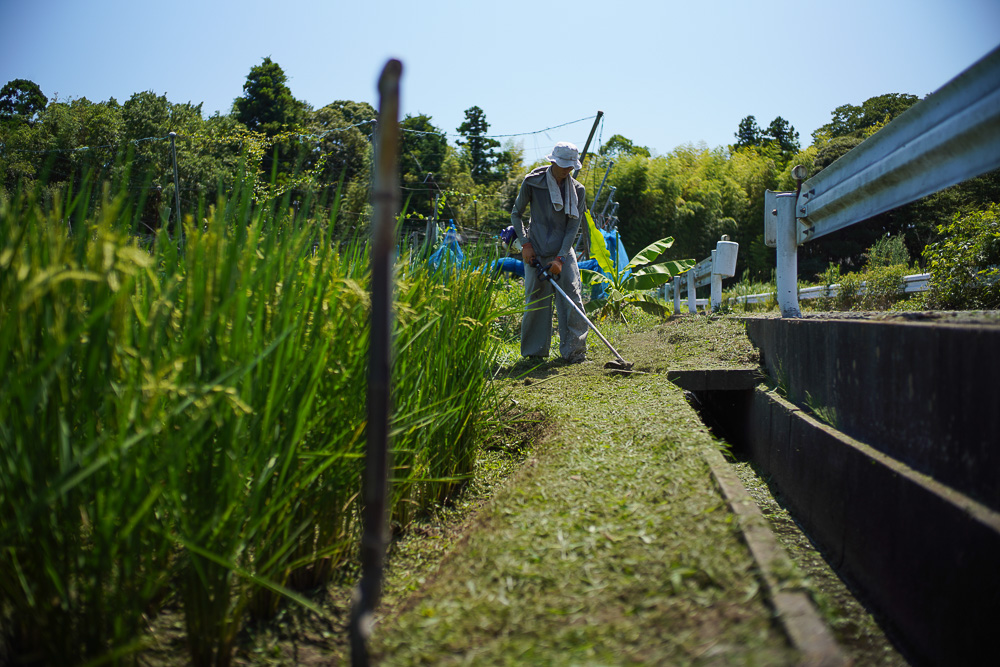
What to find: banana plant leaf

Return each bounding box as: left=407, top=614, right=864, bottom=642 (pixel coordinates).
left=586, top=211, right=615, bottom=276
left=623, top=259, right=696, bottom=291
left=626, top=237, right=677, bottom=271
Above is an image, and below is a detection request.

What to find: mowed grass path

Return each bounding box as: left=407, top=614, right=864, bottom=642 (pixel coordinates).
left=372, top=318, right=800, bottom=665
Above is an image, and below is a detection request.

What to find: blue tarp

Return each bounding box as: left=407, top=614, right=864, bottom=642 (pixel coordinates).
left=491, top=257, right=525, bottom=277
left=428, top=224, right=465, bottom=271
left=428, top=225, right=631, bottom=298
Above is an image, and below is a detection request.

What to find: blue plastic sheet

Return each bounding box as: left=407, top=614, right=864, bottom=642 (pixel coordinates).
left=426, top=225, right=630, bottom=297
left=428, top=224, right=465, bottom=272
left=492, top=257, right=525, bottom=277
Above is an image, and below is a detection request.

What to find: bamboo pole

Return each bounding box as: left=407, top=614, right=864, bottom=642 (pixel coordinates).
left=168, top=131, right=182, bottom=238
left=350, top=58, right=402, bottom=667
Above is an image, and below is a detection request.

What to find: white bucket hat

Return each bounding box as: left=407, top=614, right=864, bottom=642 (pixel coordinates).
left=547, top=141, right=582, bottom=170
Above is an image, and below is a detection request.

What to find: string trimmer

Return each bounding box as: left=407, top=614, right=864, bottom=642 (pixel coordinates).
left=532, top=259, right=634, bottom=372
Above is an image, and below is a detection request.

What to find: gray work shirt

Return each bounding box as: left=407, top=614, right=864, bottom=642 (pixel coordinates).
left=510, top=165, right=588, bottom=259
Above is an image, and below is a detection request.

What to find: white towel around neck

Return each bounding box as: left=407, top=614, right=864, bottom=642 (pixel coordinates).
left=545, top=167, right=580, bottom=219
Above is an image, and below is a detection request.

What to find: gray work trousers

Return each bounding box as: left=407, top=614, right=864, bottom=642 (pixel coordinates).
left=521, top=250, right=588, bottom=360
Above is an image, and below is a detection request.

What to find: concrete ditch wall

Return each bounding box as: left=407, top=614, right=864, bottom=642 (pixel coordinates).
left=734, top=316, right=1000, bottom=664
left=744, top=316, right=1000, bottom=512
left=744, top=387, right=1000, bottom=666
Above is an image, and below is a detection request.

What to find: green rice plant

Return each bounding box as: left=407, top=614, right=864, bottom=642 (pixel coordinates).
left=0, top=183, right=174, bottom=663
left=390, top=248, right=506, bottom=523
left=146, top=183, right=377, bottom=660
left=1, top=168, right=508, bottom=665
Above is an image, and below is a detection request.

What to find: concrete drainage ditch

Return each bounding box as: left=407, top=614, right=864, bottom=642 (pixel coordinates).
left=669, top=364, right=1000, bottom=666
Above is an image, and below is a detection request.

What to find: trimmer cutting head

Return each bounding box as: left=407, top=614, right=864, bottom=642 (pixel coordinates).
left=604, top=359, right=635, bottom=374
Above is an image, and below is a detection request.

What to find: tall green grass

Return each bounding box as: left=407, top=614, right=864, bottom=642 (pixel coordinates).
left=0, top=175, right=504, bottom=665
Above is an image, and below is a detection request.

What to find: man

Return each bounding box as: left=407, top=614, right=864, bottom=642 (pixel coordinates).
left=510, top=141, right=589, bottom=363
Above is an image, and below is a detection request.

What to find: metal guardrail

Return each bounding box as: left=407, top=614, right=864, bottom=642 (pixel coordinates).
left=666, top=237, right=739, bottom=313
left=766, top=44, right=1000, bottom=317
left=732, top=273, right=930, bottom=305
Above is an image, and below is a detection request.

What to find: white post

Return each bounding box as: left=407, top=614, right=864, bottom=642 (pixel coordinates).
left=710, top=249, right=722, bottom=313
left=673, top=279, right=681, bottom=314
left=775, top=192, right=801, bottom=317
left=686, top=269, right=697, bottom=314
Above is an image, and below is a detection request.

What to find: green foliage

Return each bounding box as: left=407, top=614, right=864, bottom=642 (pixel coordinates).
left=232, top=57, right=306, bottom=136
left=812, top=93, right=920, bottom=144
left=922, top=203, right=1000, bottom=309
left=581, top=211, right=694, bottom=320
left=0, top=79, right=47, bottom=123
left=605, top=147, right=743, bottom=276
left=826, top=264, right=909, bottom=311
left=400, top=113, right=448, bottom=219
left=733, top=115, right=799, bottom=156
left=0, top=177, right=506, bottom=664
left=864, top=234, right=910, bottom=268
left=733, top=115, right=762, bottom=150
left=302, top=100, right=376, bottom=185
left=456, top=105, right=500, bottom=183
left=598, top=133, right=651, bottom=158
left=723, top=271, right=778, bottom=313
left=765, top=116, right=800, bottom=153
left=810, top=236, right=912, bottom=311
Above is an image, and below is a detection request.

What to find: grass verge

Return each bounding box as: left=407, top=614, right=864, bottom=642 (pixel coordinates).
left=369, top=316, right=798, bottom=665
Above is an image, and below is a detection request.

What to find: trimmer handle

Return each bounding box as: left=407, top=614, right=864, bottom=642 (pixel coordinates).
left=531, top=258, right=558, bottom=282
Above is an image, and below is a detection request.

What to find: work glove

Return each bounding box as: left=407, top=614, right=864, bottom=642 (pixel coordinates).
left=521, top=241, right=536, bottom=267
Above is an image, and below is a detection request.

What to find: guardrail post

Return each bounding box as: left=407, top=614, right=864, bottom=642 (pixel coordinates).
left=686, top=268, right=697, bottom=314
left=775, top=192, right=800, bottom=317
left=673, top=279, right=681, bottom=314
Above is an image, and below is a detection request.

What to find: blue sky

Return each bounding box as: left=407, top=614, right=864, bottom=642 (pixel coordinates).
left=2, top=0, right=998, bottom=164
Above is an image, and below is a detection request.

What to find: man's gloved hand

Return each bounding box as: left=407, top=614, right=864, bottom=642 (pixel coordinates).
left=549, top=257, right=563, bottom=277
left=521, top=241, right=536, bottom=268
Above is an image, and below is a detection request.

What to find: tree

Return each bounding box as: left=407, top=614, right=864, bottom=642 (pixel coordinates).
left=733, top=114, right=799, bottom=155
left=232, top=57, right=306, bottom=136
left=400, top=113, right=448, bottom=218
left=0, top=79, right=47, bottom=124
left=764, top=116, right=799, bottom=153
left=119, top=91, right=241, bottom=226
left=733, top=115, right=763, bottom=149
left=599, top=134, right=651, bottom=159
left=456, top=105, right=500, bottom=184
left=812, top=93, right=920, bottom=143
left=304, top=100, right=376, bottom=184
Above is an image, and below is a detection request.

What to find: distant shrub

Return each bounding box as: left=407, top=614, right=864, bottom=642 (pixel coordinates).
left=854, top=263, right=909, bottom=310
left=864, top=234, right=910, bottom=268
left=812, top=235, right=911, bottom=311
left=922, top=204, right=1000, bottom=310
